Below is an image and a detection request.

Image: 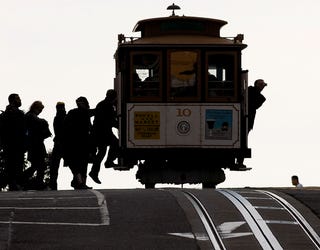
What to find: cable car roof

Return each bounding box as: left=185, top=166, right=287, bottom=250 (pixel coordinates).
left=118, top=5, right=246, bottom=48
left=133, top=15, right=227, bottom=38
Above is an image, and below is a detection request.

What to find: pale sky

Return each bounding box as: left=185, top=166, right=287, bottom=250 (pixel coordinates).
left=1, top=0, right=319, bottom=189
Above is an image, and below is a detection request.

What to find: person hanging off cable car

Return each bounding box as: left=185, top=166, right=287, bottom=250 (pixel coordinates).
left=248, top=79, right=267, bottom=131
left=236, top=79, right=267, bottom=169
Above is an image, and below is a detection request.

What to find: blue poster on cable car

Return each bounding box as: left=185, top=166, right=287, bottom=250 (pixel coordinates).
left=205, top=109, right=232, bottom=140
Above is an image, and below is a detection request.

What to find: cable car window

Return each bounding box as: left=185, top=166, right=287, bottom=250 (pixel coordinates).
left=169, top=50, right=200, bottom=101
left=161, top=20, right=205, bottom=32
left=131, top=53, right=161, bottom=100
left=207, top=53, right=236, bottom=99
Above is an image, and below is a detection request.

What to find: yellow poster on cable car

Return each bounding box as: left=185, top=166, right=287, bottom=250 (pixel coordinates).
left=134, top=111, right=160, bottom=139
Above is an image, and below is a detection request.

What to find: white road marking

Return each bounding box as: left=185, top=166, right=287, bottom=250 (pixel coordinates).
left=168, top=219, right=253, bottom=241
left=0, top=191, right=110, bottom=227
left=7, top=211, right=14, bottom=249
left=0, top=196, right=95, bottom=201
left=0, top=221, right=107, bottom=226
left=89, top=190, right=110, bottom=225
left=244, top=197, right=273, bottom=200
left=265, top=220, right=298, bottom=225
left=218, top=221, right=245, bottom=233
left=168, top=232, right=209, bottom=241
left=217, top=221, right=253, bottom=239
left=0, top=207, right=100, bottom=210
left=254, top=206, right=285, bottom=210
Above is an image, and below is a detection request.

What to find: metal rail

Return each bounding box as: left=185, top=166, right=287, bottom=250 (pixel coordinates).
left=258, top=190, right=320, bottom=250
left=218, top=189, right=283, bottom=250
left=183, top=191, right=226, bottom=250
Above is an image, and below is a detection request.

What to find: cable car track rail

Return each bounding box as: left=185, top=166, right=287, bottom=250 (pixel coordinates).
left=218, top=189, right=282, bottom=250
left=258, top=190, right=320, bottom=249
left=218, top=189, right=320, bottom=250
left=183, top=191, right=226, bottom=250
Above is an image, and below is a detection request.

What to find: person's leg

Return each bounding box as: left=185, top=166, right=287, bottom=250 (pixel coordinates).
left=49, top=144, right=62, bottom=190
left=79, top=159, right=91, bottom=189
left=89, top=143, right=107, bottom=184
left=5, top=149, right=25, bottom=190
left=33, top=156, right=46, bottom=190
left=90, top=144, right=107, bottom=176
left=69, top=163, right=82, bottom=189
left=23, top=161, right=37, bottom=190
left=105, top=135, right=119, bottom=167
left=16, top=150, right=25, bottom=187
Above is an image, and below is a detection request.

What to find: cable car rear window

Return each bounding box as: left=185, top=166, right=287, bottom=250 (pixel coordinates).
left=161, top=20, right=205, bottom=32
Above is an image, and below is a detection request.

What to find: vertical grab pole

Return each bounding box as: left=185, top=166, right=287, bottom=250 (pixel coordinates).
left=241, top=70, right=249, bottom=148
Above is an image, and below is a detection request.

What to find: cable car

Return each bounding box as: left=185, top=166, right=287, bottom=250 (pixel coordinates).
left=114, top=4, right=251, bottom=188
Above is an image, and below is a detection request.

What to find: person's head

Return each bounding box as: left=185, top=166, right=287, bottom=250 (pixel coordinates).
left=29, top=101, right=44, bottom=115
left=254, top=79, right=267, bottom=91
left=291, top=175, right=299, bottom=186
left=106, top=89, right=117, bottom=104
left=56, top=102, right=66, bottom=113
left=8, top=93, right=21, bottom=108
left=76, top=96, right=89, bottom=110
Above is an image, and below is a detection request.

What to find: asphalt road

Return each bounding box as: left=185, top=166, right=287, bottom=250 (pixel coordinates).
left=0, top=188, right=319, bottom=250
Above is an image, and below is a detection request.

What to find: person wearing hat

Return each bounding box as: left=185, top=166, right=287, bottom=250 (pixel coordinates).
left=248, top=79, right=267, bottom=131
left=236, top=79, right=267, bottom=169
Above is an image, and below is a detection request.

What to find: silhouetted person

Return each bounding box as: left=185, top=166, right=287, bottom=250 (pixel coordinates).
left=89, top=89, right=119, bottom=184
left=0, top=94, right=27, bottom=190
left=49, top=102, right=66, bottom=190
left=24, top=101, right=52, bottom=190
left=248, top=79, right=267, bottom=131
left=63, top=97, right=93, bottom=189
left=236, top=79, right=267, bottom=169
left=291, top=175, right=303, bottom=188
